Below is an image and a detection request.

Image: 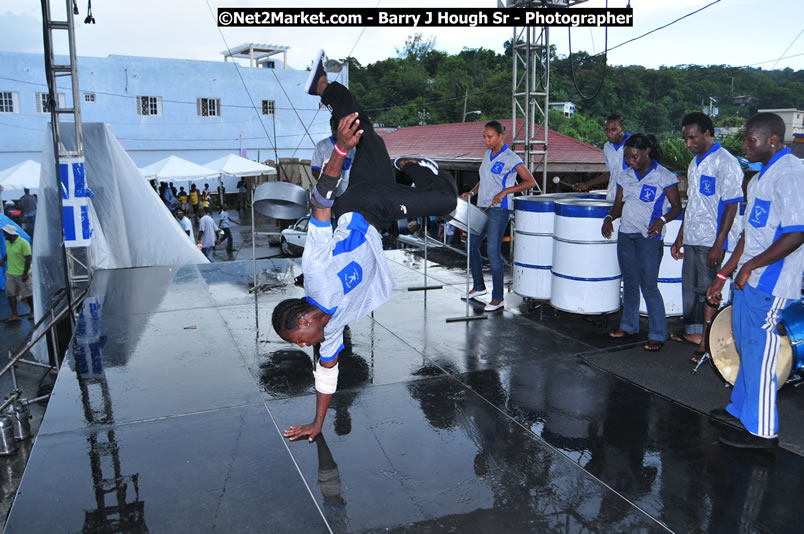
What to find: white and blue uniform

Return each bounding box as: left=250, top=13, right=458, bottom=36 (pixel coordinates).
left=312, top=136, right=355, bottom=197
left=683, top=143, right=744, bottom=247
left=728, top=148, right=804, bottom=438
left=602, top=133, right=630, bottom=201
left=302, top=212, right=393, bottom=362
left=618, top=161, right=679, bottom=239
left=477, top=144, right=523, bottom=210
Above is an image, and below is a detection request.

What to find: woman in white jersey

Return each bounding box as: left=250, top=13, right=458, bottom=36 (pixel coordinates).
left=462, top=121, right=536, bottom=312
left=602, top=134, right=682, bottom=352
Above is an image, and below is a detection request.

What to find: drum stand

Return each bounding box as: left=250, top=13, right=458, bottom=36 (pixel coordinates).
left=408, top=222, right=443, bottom=293
left=447, top=205, right=488, bottom=324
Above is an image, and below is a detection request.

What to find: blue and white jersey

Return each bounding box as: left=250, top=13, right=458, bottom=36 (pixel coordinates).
left=739, top=149, right=804, bottom=300
left=477, top=144, right=524, bottom=210
left=218, top=210, right=232, bottom=229
left=311, top=136, right=355, bottom=197
left=618, top=161, right=678, bottom=239
left=303, top=212, right=393, bottom=361
left=603, top=133, right=630, bottom=201
left=683, top=143, right=744, bottom=248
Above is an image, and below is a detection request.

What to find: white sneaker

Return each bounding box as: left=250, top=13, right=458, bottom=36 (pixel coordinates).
left=304, top=49, right=326, bottom=95
left=484, top=301, right=504, bottom=312
left=461, top=289, right=487, bottom=301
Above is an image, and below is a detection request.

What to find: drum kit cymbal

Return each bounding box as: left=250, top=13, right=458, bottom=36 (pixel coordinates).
left=705, top=301, right=804, bottom=389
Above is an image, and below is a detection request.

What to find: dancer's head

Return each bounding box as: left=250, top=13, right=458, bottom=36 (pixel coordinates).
left=272, top=297, right=326, bottom=347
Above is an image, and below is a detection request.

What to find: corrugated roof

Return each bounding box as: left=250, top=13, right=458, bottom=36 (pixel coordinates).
left=377, top=119, right=604, bottom=164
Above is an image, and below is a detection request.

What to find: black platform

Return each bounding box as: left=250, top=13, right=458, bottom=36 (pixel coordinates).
left=4, top=251, right=803, bottom=533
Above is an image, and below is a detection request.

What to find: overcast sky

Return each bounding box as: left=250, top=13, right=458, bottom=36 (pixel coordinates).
left=3, top=1, right=803, bottom=72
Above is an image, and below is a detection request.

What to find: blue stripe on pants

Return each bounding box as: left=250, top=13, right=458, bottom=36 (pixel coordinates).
left=727, top=284, right=787, bottom=437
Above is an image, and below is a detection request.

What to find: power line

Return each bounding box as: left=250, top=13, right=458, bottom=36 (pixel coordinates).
left=602, top=0, right=722, bottom=55
left=771, top=28, right=804, bottom=69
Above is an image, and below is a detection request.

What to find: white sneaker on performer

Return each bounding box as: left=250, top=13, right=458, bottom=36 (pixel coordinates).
left=393, top=156, right=439, bottom=175
left=484, top=301, right=504, bottom=312
left=461, top=288, right=487, bottom=301
left=304, top=49, right=326, bottom=95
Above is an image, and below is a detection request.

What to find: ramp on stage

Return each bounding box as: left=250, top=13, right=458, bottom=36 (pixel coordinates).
left=4, top=251, right=803, bottom=533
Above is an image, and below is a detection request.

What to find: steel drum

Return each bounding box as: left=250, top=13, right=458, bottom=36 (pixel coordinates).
left=449, top=197, right=488, bottom=234
left=707, top=304, right=795, bottom=390
left=550, top=199, right=621, bottom=315
left=779, top=300, right=804, bottom=370
left=252, top=181, right=310, bottom=220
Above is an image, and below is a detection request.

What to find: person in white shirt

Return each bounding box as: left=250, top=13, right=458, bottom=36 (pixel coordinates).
left=217, top=204, right=241, bottom=259
left=575, top=114, right=630, bottom=200
left=175, top=208, right=193, bottom=242
left=312, top=116, right=355, bottom=198
left=196, top=207, right=219, bottom=262
left=670, top=112, right=744, bottom=362
left=272, top=49, right=457, bottom=442
left=602, top=133, right=682, bottom=352
left=707, top=112, right=804, bottom=449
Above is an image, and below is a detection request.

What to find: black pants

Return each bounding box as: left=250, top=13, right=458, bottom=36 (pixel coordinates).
left=322, top=82, right=457, bottom=228
left=220, top=227, right=233, bottom=254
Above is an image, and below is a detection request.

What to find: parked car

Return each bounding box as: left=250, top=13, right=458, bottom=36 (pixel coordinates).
left=279, top=215, right=310, bottom=256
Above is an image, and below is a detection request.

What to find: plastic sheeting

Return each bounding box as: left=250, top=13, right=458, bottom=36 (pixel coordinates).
left=0, top=214, right=31, bottom=292
left=31, top=123, right=208, bottom=362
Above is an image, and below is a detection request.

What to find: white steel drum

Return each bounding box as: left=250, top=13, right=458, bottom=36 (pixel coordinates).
left=513, top=195, right=562, bottom=300
left=639, top=245, right=683, bottom=316
left=551, top=199, right=621, bottom=314
left=513, top=194, right=610, bottom=300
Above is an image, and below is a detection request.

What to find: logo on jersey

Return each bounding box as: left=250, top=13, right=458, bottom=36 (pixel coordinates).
left=639, top=184, right=657, bottom=202
left=699, top=175, right=716, bottom=196
left=491, top=162, right=505, bottom=174
left=337, top=261, right=363, bottom=294
left=748, top=198, right=771, bottom=228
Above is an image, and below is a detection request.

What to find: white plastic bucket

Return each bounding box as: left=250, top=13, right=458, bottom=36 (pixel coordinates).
left=551, top=199, right=621, bottom=314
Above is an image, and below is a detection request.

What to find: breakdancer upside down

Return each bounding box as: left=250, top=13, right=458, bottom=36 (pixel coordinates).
left=272, top=50, right=458, bottom=441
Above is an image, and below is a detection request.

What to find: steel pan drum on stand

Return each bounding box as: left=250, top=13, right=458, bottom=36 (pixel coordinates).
left=550, top=199, right=621, bottom=314
left=707, top=303, right=798, bottom=390
left=252, top=181, right=310, bottom=220
left=449, top=198, right=488, bottom=235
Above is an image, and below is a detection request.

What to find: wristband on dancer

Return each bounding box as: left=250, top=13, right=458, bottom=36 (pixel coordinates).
left=333, top=144, right=347, bottom=157
left=716, top=272, right=728, bottom=281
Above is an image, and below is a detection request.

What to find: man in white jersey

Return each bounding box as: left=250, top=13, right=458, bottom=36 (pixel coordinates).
left=311, top=116, right=355, bottom=198
left=670, top=112, right=744, bottom=362
left=574, top=114, right=630, bottom=200
left=707, top=113, right=804, bottom=448
left=272, top=50, right=458, bottom=442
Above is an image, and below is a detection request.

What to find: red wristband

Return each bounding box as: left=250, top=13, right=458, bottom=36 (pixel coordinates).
left=333, top=145, right=347, bottom=157
left=716, top=273, right=727, bottom=281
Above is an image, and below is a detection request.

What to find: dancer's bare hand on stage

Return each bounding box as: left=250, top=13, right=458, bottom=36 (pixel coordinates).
left=284, top=422, right=323, bottom=442
left=336, top=112, right=363, bottom=151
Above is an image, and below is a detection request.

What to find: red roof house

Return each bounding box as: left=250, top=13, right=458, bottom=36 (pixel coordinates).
left=377, top=119, right=605, bottom=174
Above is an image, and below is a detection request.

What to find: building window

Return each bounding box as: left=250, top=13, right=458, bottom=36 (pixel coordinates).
left=261, top=100, right=275, bottom=115
left=136, top=96, right=162, bottom=116
left=84, top=93, right=96, bottom=103
left=198, top=98, right=221, bottom=117
left=0, top=91, right=20, bottom=113
left=36, top=92, right=66, bottom=113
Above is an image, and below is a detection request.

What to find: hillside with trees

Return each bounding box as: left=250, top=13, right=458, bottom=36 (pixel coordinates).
left=345, top=34, right=804, bottom=161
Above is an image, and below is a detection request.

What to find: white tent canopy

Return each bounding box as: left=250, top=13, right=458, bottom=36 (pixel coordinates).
left=0, top=160, right=41, bottom=199
left=140, top=155, right=218, bottom=181
left=204, top=154, right=276, bottom=178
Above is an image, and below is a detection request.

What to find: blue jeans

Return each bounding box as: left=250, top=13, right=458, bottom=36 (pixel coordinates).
left=617, top=232, right=667, bottom=342
left=201, top=247, right=214, bottom=262
left=469, top=207, right=510, bottom=302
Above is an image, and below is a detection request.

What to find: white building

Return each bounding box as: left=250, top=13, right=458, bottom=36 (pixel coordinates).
left=758, top=108, right=804, bottom=144
left=548, top=101, right=576, bottom=117
left=0, top=45, right=344, bottom=170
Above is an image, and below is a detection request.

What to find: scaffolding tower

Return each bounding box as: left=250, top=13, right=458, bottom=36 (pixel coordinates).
left=40, top=0, right=93, bottom=325
left=508, top=0, right=588, bottom=194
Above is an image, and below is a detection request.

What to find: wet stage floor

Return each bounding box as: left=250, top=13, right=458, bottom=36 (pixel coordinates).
left=4, top=250, right=803, bottom=533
